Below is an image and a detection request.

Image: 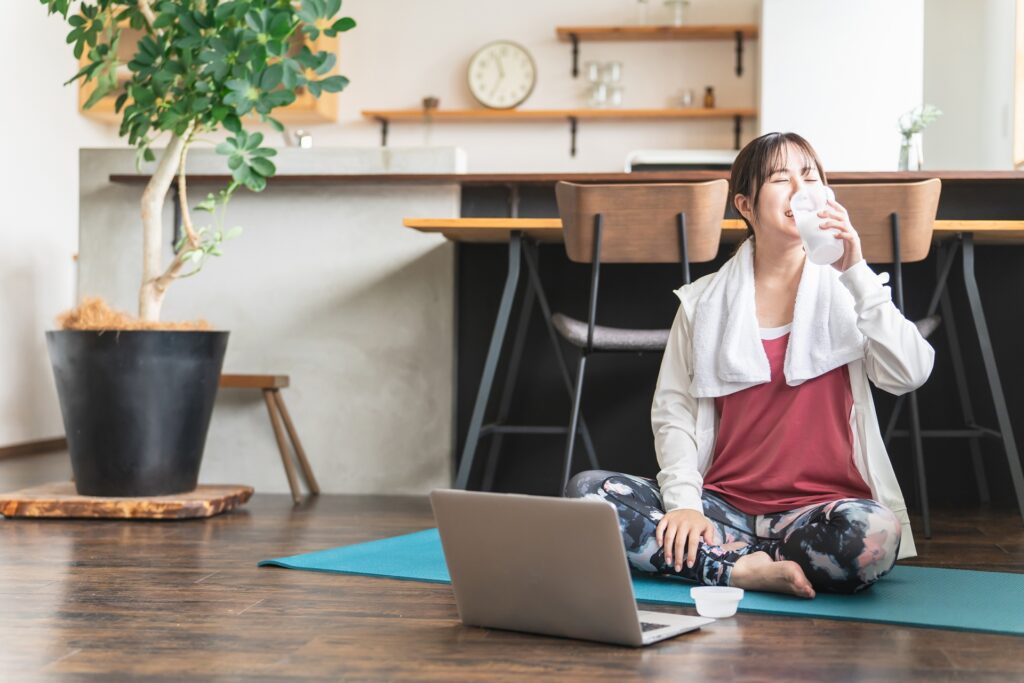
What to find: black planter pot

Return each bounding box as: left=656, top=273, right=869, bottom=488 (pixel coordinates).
left=46, top=330, right=229, bottom=497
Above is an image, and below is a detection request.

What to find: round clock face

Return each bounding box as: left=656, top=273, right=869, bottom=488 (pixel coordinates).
left=467, top=41, right=536, bottom=110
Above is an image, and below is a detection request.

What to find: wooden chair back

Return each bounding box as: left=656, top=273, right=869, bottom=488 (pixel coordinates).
left=831, top=179, right=942, bottom=263
left=555, top=180, right=729, bottom=263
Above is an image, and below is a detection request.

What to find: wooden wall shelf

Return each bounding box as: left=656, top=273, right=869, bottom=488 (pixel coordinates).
left=555, top=24, right=759, bottom=41
left=361, top=108, right=758, bottom=156
left=555, top=23, right=759, bottom=77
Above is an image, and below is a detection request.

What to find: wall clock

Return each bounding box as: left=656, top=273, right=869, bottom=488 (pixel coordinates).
left=467, top=41, right=537, bottom=110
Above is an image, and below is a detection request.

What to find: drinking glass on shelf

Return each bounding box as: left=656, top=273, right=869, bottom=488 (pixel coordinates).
left=600, top=61, right=622, bottom=85
left=664, top=0, right=690, bottom=26
left=608, top=85, right=624, bottom=107
left=634, top=0, right=650, bottom=25
left=679, top=88, right=695, bottom=107
left=584, top=61, right=602, bottom=84
left=588, top=82, right=609, bottom=108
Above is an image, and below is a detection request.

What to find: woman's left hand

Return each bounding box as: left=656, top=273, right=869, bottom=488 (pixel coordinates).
left=819, top=199, right=864, bottom=272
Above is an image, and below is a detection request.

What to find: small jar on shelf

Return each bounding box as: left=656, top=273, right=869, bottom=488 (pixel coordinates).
left=703, top=86, right=715, bottom=108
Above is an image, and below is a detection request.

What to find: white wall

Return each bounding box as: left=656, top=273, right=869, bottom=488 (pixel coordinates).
left=923, top=0, right=1016, bottom=169
left=0, top=3, right=122, bottom=474
left=759, top=0, right=925, bottom=171
left=294, top=0, right=761, bottom=171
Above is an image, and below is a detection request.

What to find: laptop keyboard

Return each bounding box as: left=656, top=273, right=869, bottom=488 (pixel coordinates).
left=640, top=621, right=669, bottom=632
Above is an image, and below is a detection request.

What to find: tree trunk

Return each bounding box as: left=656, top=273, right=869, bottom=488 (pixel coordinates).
left=138, top=133, right=189, bottom=322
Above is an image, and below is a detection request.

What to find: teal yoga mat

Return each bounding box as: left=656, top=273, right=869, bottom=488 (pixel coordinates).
left=259, top=528, right=1024, bottom=636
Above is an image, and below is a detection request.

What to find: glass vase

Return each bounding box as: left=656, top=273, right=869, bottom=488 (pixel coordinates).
left=898, top=133, right=923, bottom=171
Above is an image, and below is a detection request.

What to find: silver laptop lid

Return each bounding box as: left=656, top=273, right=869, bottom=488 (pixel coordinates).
left=430, top=488, right=648, bottom=646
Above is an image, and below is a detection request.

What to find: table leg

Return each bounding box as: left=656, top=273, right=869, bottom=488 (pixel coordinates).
left=961, top=233, right=1024, bottom=525
left=481, top=270, right=536, bottom=491
left=454, top=232, right=523, bottom=490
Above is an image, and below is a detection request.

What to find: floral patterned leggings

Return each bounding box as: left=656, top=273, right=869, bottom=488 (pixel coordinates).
left=565, top=469, right=903, bottom=594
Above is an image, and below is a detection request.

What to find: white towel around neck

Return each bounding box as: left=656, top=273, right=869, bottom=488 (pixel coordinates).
left=688, top=238, right=867, bottom=399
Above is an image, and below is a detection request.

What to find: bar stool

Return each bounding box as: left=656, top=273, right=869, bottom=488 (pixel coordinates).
left=219, top=374, right=320, bottom=504
left=553, top=180, right=729, bottom=494
left=834, top=179, right=1024, bottom=537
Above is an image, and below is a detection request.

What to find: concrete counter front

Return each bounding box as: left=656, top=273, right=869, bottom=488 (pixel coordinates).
left=80, top=147, right=464, bottom=496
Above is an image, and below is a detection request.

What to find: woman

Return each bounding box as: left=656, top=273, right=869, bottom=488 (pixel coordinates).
left=565, top=132, right=934, bottom=597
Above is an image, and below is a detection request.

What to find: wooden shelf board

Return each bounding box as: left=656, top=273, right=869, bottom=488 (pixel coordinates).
left=362, top=108, right=757, bottom=122
left=555, top=24, right=759, bottom=42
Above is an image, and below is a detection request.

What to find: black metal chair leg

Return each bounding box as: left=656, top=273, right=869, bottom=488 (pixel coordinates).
left=961, top=234, right=1024, bottom=525
left=883, top=394, right=907, bottom=448
left=907, top=389, right=931, bottom=538
left=561, top=353, right=588, bottom=495
left=522, top=242, right=601, bottom=471
left=454, top=233, right=523, bottom=490
left=939, top=276, right=990, bottom=504
left=481, top=275, right=536, bottom=491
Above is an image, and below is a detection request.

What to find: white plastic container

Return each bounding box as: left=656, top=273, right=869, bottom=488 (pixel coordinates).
left=790, top=185, right=844, bottom=266
left=690, top=586, right=744, bottom=618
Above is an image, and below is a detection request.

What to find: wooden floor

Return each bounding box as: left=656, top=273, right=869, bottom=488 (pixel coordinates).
left=1, top=494, right=1022, bottom=682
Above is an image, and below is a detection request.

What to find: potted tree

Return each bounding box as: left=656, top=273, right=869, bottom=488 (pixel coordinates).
left=40, top=0, right=355, bottom=496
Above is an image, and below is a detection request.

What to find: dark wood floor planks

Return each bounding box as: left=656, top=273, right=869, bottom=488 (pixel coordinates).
left=1, top=494, right=1022, bottom=682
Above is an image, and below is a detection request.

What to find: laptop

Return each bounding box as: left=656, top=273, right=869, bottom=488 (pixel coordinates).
left=429, top=488, right=715, bottom=647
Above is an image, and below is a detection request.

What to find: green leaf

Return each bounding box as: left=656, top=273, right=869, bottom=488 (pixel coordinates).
left=244, top=10, right=264, bottom=33
left=269, top=12, right=292, bottom=38
left=250, top=156, right=276, bottom=177
left=318, top=75, right=349, bottom=93
left=330, top=16, right=356, bottom=33
left=245, top=174, right=267, bottom=192
left=224, top=114, right=243, bottom=133
left=195, top=194, right=217, bottom=212
left=214, top=1, right=238, bottom=22
left=260, top=63, right=283, bottom=91
left=315, top=52, right=337, bottom=75
left=225, top=226, right=244, bottom=240
left=153, top=12, right=174, bottom=29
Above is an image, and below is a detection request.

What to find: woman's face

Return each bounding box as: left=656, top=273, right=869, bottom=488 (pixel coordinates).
left=739, top=141, right=823, bottom=241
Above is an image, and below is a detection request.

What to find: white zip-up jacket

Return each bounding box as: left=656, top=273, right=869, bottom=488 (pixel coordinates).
left=651, top=259, right=935, bottom=560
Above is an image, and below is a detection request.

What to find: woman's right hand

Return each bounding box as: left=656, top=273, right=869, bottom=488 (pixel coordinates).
left=655, top=508, right=716, bottom=572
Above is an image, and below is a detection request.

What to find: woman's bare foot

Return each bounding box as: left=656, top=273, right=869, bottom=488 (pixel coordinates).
left=730, top=551, right=816, bottom=598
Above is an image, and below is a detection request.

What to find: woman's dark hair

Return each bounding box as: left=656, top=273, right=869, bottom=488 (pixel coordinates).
left=729, top=132, right=828, bottom=242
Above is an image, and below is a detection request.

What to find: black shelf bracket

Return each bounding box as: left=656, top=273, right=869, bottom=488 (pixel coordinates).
left=733, top=115, right=742, bottom=150
left=570, top=34, right=580, bottom=77
left=376, top=117, right=389, bottom=147
left=735, top=31, right=744, bottom=77
left=569, top=116, right=579, bottom=157
left=171, top=183, right=182, bottom=250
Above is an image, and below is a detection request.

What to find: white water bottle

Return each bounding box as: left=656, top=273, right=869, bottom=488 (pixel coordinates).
left=790, top=185, right=844, bottom=266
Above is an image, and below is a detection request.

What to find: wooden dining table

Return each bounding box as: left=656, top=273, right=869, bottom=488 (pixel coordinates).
left=403, top=217, right=1024, bottom=243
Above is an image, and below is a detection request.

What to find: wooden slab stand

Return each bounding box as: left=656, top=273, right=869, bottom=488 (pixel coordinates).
left=0, top=482, right=254, bottom=520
